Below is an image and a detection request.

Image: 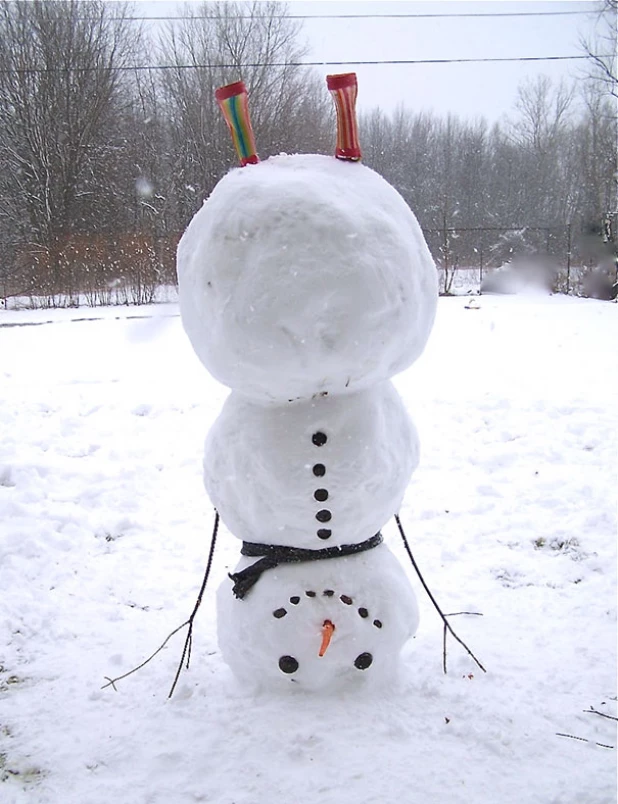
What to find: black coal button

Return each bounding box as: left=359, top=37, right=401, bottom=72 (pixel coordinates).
left=279, top=656, right=299, bottom=674
left=354, top=652, right=373, bottom=670
left=312, top=432, right=327, bottom=447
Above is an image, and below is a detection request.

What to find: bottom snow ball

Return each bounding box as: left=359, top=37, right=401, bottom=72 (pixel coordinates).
left=217, top=544, right=418, bottom=691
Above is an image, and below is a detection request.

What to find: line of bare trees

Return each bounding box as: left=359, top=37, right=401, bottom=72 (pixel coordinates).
left=0, top=0, right=615, bottom=306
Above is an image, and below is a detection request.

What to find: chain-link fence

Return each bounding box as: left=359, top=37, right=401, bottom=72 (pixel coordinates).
left=1, top=220, right=617, bottom=307
left=425, top=220, right=618, bottom=299
left=0, top=233, right=179, bottom=308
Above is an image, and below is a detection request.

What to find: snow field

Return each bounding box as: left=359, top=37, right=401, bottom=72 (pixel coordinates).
left=0, top=295, right=616, bottom=803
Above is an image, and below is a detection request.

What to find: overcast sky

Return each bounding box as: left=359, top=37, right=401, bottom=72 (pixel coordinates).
left=134, top=0, right=609, bottom=123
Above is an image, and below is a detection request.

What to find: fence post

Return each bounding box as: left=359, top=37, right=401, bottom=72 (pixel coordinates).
left=566, top=223, right=572, bottom=295
left=479, top=243, right=484, bottom=289
left=442, top=217, right=449, bottom=295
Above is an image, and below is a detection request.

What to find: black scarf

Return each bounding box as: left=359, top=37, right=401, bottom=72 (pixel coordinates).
left=229, top=533, right=383, bottom=599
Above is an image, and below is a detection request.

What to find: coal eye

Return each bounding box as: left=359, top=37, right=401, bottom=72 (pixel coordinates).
left=354, top=652, right=373, bottom=670
left=279, top=656, right=299, bottom=674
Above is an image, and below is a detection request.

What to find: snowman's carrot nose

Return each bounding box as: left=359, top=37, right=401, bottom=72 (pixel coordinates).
left=319, top=620, right=335, bottom=657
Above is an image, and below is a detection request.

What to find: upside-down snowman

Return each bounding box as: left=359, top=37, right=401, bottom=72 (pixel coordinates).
left=177, top=74, right=438, bottom=691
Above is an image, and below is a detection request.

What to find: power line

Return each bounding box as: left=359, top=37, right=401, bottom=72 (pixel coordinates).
left=127, top=11, right=596, bottom=21
left=0, top=54, right=606, bottom=75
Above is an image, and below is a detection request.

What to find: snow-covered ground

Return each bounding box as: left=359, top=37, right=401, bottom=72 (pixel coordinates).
left=1, top=294, right=616, bottom=804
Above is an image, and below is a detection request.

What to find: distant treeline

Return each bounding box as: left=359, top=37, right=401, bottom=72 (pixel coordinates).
left=0, top=1, right=615, bottom=305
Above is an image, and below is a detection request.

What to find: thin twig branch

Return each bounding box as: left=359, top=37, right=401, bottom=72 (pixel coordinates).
left=443, top=612, right=484, bottom=674
left=101, top=621, right=191, bottom=691
left=584, top=707, right=618, bottom=722
left=101, top=510, right=220, bottom=698
left=444, top=612, right=484, bottom=617
left=167, top=510, right=220, bottom=698
left=556, top=733, right=615, bottom=750
left=394, top=514, right=487, bottom=675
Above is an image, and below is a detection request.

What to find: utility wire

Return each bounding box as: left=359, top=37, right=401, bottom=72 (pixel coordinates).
left=0, top=54, right=607, bottom=75
left=126, top=11, right=596, bottom=21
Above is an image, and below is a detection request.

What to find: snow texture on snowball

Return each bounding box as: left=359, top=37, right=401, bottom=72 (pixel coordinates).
left=177, top=153, right=438, bottom=402
left=217, top=543, right=419, bottom=691
left=203, top=382, right=419, bottom=548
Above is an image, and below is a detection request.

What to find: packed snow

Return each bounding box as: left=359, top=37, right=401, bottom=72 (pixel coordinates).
left=1, top=293, right=616, bottom=803
left=218, top=542, right=419, bottom=692
left=177, top=154, right=437, bottom=401
left=204, top=382, right=419, bottom=549
left=180, top=152, right=436, bottom=690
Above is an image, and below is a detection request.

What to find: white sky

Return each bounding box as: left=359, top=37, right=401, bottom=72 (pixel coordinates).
left=134, top=0, right=609, bottom=122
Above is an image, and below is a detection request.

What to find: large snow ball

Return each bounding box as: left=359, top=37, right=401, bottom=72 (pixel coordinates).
left=203, top=382, right=419, bottom=549
left=177, top=153, right=438, bottom=401
left=217, top=544, right=419, bottom=692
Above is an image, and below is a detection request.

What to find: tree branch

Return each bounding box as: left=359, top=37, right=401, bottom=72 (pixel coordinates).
left=167, top=509, right=220, bottom=698
left=584, top=707, right=618, bottom=722
left=101, top=510, right=220, bottom=697
left=101, top=620, right=190, bottom=691
left=556, top=732, right=615, bottom=750
left=394, top=514, right=486, bottom=674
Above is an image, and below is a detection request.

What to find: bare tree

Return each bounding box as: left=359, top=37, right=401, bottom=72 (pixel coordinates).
left=358, top=76, right=617, bottom=291
left=580, top=0, right=617, bottom=98
left=509, top=76, right=574, bottom=152
left=158, top=1, right=331, bottom=225
left=501, top=76, right=576, bottom=225
left=359, top=108, right=393, bottom=178
left=573, top=83, right=617, bottom=225
left=0, top=0, right=139, bottom=297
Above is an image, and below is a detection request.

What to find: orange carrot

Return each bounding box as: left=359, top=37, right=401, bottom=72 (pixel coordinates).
left=319, top=620, right=335, bottom=657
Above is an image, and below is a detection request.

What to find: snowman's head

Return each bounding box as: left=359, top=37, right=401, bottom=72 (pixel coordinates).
left=177, top=154, right=438, bottom=402
left=217, top=549, right=418, bottom=692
